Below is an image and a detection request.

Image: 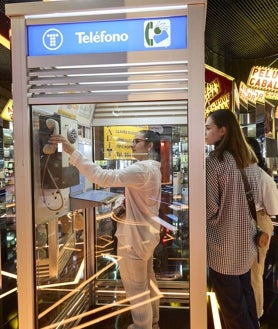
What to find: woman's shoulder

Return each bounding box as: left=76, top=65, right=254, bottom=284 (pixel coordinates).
left=207, top=151, right=236, bottom=167
left=131, top=159, right=160, bottom=169
left=260, top=167, right=276, bottom=185
left=206, top=153, right=237, bottom=182
left=140, top=159, right=161, bottom=168
left=245, top=162, right=261, bottom=175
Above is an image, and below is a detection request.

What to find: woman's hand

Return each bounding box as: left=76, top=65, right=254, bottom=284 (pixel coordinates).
left=49, top=135, right=76, bottom=155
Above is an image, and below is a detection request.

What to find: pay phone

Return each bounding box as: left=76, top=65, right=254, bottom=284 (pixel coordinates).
left=39, top=114, right=79, bottom=189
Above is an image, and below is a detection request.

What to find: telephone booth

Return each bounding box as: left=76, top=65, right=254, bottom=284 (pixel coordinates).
left=6, top=1, right=207, bottom=328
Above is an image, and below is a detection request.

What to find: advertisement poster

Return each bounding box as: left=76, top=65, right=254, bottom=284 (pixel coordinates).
left=104, top=126, right=148, bottom=160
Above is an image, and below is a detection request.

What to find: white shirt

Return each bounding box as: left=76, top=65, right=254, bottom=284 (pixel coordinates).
left=256, top=168, right=278, bottom=215
left=69, top=150, right=161, bottom=260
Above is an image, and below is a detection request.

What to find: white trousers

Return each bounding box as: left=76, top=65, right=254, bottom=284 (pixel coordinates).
left=118, top=243, right=160, bottom=329
left=251, top=210, right=274, bottom=318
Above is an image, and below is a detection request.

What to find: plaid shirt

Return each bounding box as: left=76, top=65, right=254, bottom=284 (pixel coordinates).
left=206, top=151, right=259, bottom=275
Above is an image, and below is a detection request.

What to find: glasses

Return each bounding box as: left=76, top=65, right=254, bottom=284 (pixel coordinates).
left=132, top=138, right=147, bottom=145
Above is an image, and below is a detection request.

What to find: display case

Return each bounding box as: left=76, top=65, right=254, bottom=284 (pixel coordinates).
left=0, top=121, right=17, bottom=329
left=0, top=125, right=16, bottom=265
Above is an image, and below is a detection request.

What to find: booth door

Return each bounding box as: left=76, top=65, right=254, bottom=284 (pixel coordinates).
left=31, top=104, right=190, bottom=328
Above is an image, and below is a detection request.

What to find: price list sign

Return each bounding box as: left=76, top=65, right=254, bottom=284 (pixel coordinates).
left=104, top=126, right=148, bottom=160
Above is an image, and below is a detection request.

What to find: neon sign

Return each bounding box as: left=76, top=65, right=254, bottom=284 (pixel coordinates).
left=247, top=66, right=278, bottom=92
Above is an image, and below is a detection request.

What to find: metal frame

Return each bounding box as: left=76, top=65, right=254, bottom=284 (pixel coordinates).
left=6, top=1, right=207, bottom=328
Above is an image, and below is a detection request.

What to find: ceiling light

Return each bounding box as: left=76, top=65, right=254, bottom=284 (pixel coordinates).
left=26, top=5, right=187, bottom=20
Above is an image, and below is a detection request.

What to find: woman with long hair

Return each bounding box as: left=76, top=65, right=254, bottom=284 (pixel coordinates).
left=50, top=129, right=162, bottom=329
left=205, top=109, right=260, bottom=329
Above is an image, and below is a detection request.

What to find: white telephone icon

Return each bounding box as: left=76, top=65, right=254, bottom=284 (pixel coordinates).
left=42, top=118, right=60, bottom=154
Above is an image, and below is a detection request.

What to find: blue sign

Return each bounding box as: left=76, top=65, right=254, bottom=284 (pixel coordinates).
left=27, top=16, right=187, bottom=56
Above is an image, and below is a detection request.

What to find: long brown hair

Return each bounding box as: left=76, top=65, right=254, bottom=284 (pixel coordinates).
left=208, top=109, right=257, bottom=168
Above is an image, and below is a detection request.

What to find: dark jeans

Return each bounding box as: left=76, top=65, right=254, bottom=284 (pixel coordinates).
left=209, top=268, right=259, bottom=329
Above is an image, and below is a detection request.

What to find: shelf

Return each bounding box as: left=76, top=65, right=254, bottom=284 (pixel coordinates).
left=70, top=189, right=120, bottom=210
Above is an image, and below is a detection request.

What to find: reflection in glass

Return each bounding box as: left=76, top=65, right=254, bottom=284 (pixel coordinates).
left=31, top=104, right=189, bottom=328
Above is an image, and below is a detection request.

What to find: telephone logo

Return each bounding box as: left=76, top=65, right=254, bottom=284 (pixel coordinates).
left=42, top=28, right=64, bottom=51
left=144, top=19, right=171, bottom=48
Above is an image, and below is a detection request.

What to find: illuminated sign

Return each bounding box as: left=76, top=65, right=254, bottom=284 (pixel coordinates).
left=205, top=78, right=221, bottom=104
left=1, top=99, right=13, bottom=121
left=104, top=126, right=148, bottom=160
left=27, top=16, right=187, bottom=56
left=205, top=92, right=230, bottom=117
left=205, top=65, right=234, bottom=117
left=265, top=90, right=278, bottom=100
left=247, top=66, right=278, bottom=92
left=239, top=81, right=265, bottom=104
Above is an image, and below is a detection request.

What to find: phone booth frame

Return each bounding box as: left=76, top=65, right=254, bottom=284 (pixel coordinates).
left=6, top=1, right=207, bottom=328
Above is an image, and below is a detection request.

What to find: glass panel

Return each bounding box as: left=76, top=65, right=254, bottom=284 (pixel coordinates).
left=31, top=103, right=189, bottom=328
left=31, top=108, right=89, bottom=328
left=94, top=124, right=190, bottom=312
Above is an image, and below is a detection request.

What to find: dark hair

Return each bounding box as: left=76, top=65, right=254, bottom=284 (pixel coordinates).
left=246, top=137, right=272, bottom=175
left=208, top=109, right=257, bottom=168
left=140, top=130, right=161, bottom=161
